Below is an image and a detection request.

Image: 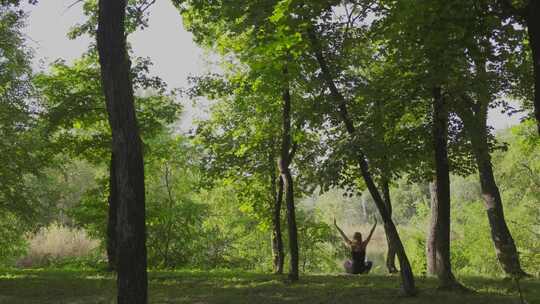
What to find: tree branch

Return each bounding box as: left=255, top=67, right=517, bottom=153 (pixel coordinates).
left=520, top=162, right=540, bottom=188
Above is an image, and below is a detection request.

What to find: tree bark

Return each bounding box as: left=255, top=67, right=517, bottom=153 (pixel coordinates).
left=106, top=153, right=117, bottom=271
left=455, top=90, right=527, bottom=277
left=361, top=193, right=369, bottom=221
left=278, top=65, right=299, bottom=281
left=163, top=164, right=175, bottom=268
left=426, top=181, right=437, bottom=275
left=97, top=1, right=148, bottom=303
left=469, top=123, right=526, bottom=277
left=381, top=179, right=398, bottom=274
left=526, top=1, right=540, bottom=135
left=308, top=27, right=416, bottom=296
left=428, top=87, right=462, bottom=289
left=271, top=160, right=285, bottom=274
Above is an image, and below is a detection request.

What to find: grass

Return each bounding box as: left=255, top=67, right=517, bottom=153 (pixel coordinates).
left=0, top=269, right=538, bottom=304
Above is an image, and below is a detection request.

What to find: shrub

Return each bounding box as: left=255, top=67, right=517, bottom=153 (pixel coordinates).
left=0, top=212, right=28, bottom=266
left=17, top=223, right=100, bottom=268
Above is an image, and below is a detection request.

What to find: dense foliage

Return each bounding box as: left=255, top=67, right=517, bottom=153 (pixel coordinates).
left=0, top=2, right=539, bottom=300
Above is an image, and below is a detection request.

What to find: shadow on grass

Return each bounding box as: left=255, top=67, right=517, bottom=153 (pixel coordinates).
left=0, top=269, right=537, bottom=304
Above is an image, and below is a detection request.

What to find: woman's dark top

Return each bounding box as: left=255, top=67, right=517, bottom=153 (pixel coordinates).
left=351, top=246, right=366, bottom=274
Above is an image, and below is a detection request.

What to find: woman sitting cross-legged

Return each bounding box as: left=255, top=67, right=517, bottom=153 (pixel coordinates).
left=334, top=218, right=377, bottom=274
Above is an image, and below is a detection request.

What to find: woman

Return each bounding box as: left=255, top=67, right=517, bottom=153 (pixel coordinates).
left=334, top=218, right=377, bottom=274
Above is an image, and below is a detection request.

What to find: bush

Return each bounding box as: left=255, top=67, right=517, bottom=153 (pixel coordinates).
left=16, top=223, right=100, bottom=268
left=0, top=212, right=28, bottom=266
left=297, top=211, right=345, bottom=273
left=402, top=227, right=428, bottom=276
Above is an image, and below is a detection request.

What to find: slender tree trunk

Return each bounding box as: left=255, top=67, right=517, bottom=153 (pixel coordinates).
left=97, top=1, right=148, bottom=303
left=375, top=100, right=397, bottom=274
left=428, top=87, right=462, bottom=289
left=381, top=179, right=398, bottom=274
left=426, top=181, right=437, bottom=275
left=163, top=164, right=175, bottom=268
left=106, top=153, right=117, bottom=271
left=282, top=169, right=298, bottom=281
left=526, top=1, right=540, bottom=135
left=427, top=180, right=458, bottom=286
left=278, top=65, right=299, bottom=281
left=271, top=160, right=285, bottom=274
left=308, top=28, right=416, bottom=296
left=455, top=87, right=527, bottom=277
left=469, top=124, right=526, bottom=277
left=361, top=193, right=368, bottom=221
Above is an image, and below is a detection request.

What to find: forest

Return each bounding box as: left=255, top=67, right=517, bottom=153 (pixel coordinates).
left=0, top=0, right=539, bottom=303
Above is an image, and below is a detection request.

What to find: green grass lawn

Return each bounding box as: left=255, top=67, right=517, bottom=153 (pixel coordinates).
left=0, top=269, right=538, bottom=304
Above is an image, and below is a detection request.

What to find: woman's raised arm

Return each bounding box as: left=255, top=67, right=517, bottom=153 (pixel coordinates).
left=334, top=218, right=351, bottom=245
left=363, top=220, right=377, bottom=246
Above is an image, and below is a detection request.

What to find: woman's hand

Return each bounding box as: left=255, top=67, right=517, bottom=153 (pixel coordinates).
left=334, top=218, right=351, bottom=245
left=365, top=219, right=378, bottom=245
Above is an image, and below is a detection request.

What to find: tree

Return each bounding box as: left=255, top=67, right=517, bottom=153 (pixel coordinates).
left=279, top=64, right=300, bottom=281
left=271, top=162, right=285, bottom=274
left=0, top=0, right=37, bottom=6
left=191, top=73, right=287, bottom=273
left=455, top=94, right=526, bottom=277
left=381, top=0, right=528, bottom=279
left=378, top=0, right=494, bottom=288
left=96, top=0, right=147, bottom=302
left=179, top=0, right=328, bottom=279
left=497, top=0, right=540, bottom=135
left=428, top=87, right=463, bottom=288
left=307, top=25, right=416, bottom=295
left=34, top=55, right=179, bottom=270
left=144, top=132, right=207, bottom=268
left=447, top=1, right=527, bottom=277
left=0, top=6, right=48, bottom=259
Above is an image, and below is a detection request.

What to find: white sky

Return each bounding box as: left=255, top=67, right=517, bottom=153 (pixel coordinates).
left=22, top=0, right=208, bottom=133
left=21, top=1, right=522, bottom=131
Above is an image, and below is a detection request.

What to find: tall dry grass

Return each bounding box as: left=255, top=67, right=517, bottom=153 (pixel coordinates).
left=17, top=223, right=100, bottom=267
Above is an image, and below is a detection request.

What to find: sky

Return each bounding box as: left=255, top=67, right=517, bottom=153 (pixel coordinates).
left=21, top=1, right=522, bottom=131
left=22, top=0, right=208, bottom=133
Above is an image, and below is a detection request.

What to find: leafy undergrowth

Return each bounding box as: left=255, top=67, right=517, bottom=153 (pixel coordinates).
left=0, top=269, right=538, bottom=304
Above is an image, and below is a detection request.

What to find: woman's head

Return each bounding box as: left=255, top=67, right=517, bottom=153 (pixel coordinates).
left=353, top=232, right=362, bottom=243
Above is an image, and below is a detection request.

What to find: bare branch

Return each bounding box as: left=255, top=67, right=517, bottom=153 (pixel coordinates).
left=62, top=0, right=84, bottom=15
left=133, top=0, right=157, bottom=28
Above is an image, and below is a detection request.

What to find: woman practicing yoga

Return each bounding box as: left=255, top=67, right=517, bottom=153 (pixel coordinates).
left=334, top=218, right=377, bottom=274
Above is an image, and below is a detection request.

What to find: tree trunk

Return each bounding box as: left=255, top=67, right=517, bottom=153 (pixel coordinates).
left=282, top=169, right=298, bottom=281
left=163, top=164, right=176, bottom=268
left=271, top=163, right=285, bottom=274
left=278, top=65, right=299, bottom=281
left=358, top=156, right=416, bottom=295
left=428, top=87, right=462, bottom=288
left=469, top=125, right=526, bottom=277
left=97, top=1, right=148, bottom=303
left=526, top=1, right=540, bottom=135
left=455, top=88, right=527, bottom=277
left=106, top=153, right=117, bottom=271
left=381, top=179, right=398, bottom=274
left=361, top=193, right=368, bottom=221
left=426, top=181, right=437, bottom=275
left=308, top=27, right=416, bottom=296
